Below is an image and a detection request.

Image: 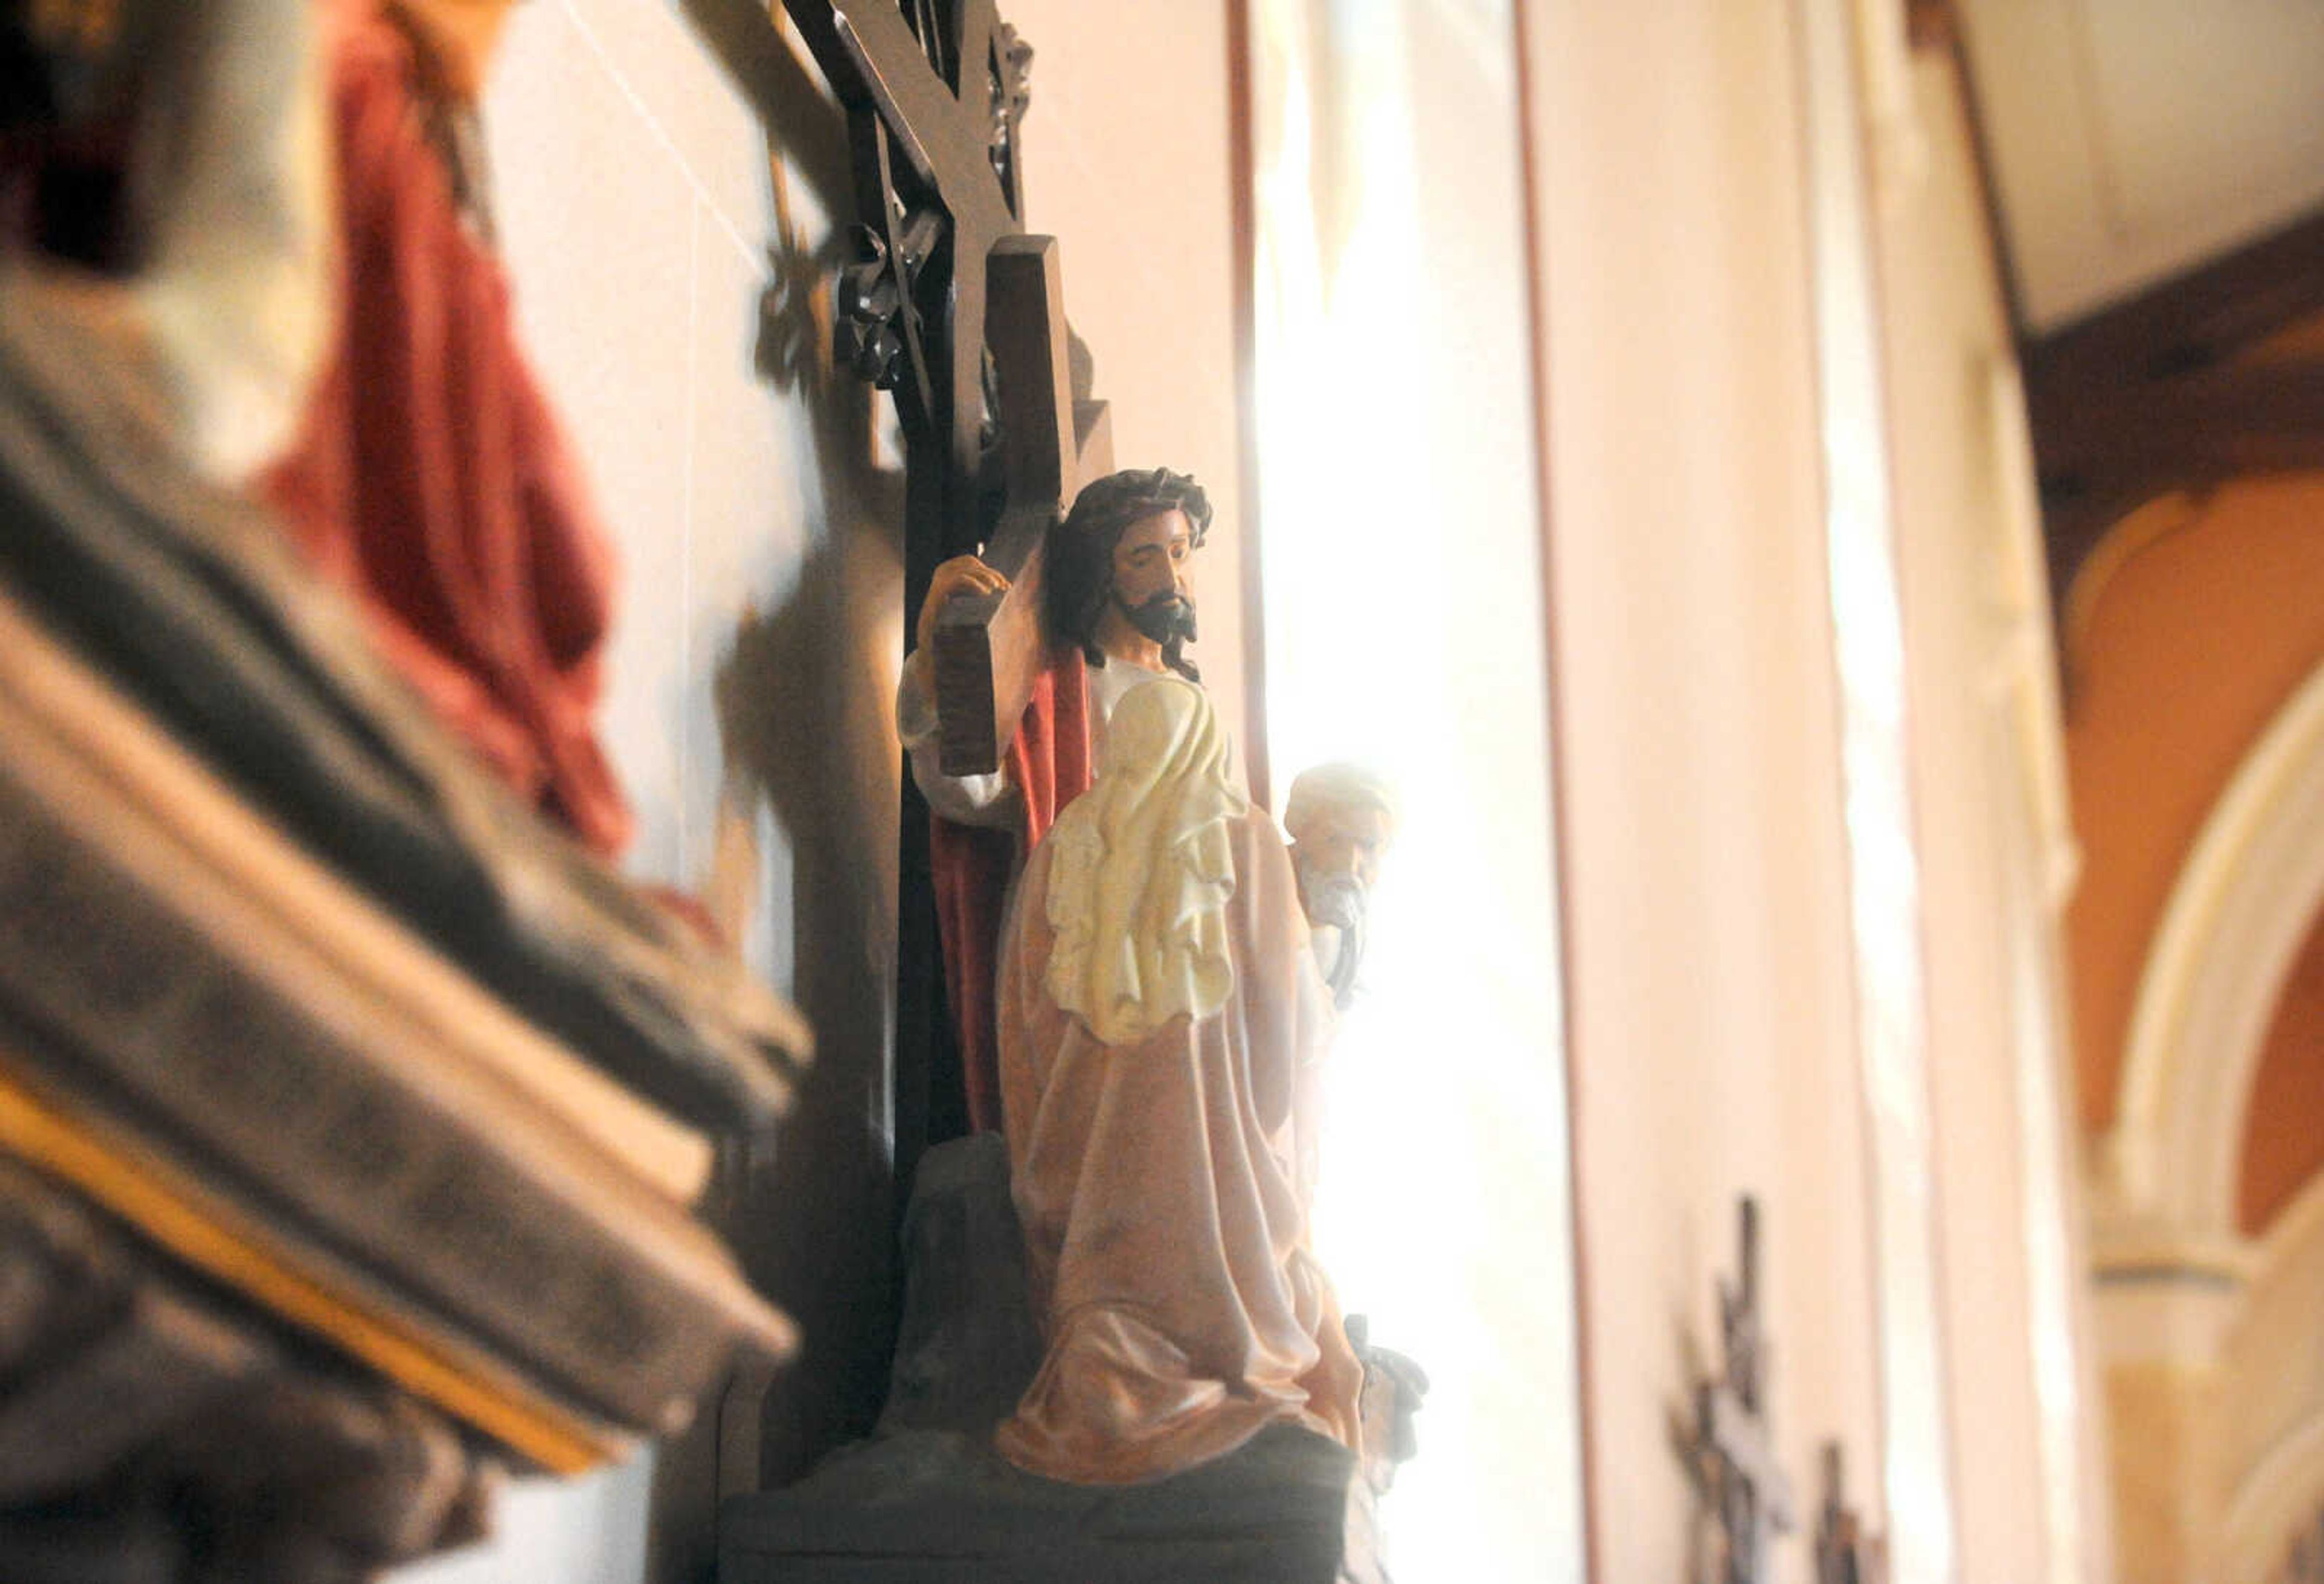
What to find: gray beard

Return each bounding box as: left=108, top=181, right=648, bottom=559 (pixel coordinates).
left=1302, top=872, right=1365, bottom=932
left=1298, top=868, right=1369, bottom=1009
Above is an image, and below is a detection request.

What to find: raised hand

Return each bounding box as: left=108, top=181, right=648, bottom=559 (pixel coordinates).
left=917, top=554, right=1011, bottom=655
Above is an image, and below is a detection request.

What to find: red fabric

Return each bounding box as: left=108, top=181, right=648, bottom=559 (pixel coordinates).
left=262, top=0, right=631, bottom=856
left=931, top=646, right=1092, bottom=1133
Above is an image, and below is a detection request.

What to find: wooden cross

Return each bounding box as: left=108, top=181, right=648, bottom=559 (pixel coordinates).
left=931, top=236, right=1111, bottom=773
left=778, top=0, right=1111, bottom=774
left=1696, top=1197, right=1796, bottom=1584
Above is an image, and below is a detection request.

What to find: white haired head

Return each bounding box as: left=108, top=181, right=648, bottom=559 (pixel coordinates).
left=1283, top=762, right=1398, bottom=843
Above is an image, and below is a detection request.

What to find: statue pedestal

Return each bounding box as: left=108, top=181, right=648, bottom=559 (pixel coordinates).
left=718, top=1422, right=1382, bottom=1584
left=718, top=1134, right=1387, bottom=1584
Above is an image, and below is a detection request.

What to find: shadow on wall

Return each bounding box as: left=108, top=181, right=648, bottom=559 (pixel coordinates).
left=675, top=0, right=854, bottom=224
left=638, top=15, right=912, bottom=1579
left=715, top=256, right=907, bottom=1481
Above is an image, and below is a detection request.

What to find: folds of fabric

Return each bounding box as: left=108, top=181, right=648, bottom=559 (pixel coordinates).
left=930, top=646, right=1091, bottom=1133
left=263, top=0, right=631, bottom=856
left=994, top=810, right=1361, bottom=1484
left=1040, top=674, right=1246, bottom=1048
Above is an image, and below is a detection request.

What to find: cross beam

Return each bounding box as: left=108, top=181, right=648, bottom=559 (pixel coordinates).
left=781, top=0, right=1094, bottom=773
left=784, top=0, right=1019, bottom=476
left=1705, top=1384, right=1794, bottom=1524
left=931, top=236, right=1112, bottom=773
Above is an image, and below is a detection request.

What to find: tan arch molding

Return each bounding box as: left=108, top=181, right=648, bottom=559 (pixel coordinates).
left=2217, top=1174, right=2324, bottom=1583
left=2102, top=655, right=2324, bottom=1250
left=2224, top=1415, right=2324, bottom=1584
left=2059, top=491, right=2207, bottom=677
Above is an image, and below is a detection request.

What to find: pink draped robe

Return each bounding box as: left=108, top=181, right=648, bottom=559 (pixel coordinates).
left=994, top=808, right=1364, bottom=1484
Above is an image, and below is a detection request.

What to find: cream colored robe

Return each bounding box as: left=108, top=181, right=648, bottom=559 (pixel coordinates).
left=994, top=808, right=1364, bottom=1484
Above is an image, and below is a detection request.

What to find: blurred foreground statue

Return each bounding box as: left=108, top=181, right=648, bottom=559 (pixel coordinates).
left=0, top=9, right=805, bottom=1582
left=265, top=0, right=632, bottom=856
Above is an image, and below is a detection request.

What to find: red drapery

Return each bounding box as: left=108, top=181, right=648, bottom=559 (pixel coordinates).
left=263, top=1, right=631, bottom=857
left=930, top=647, right=1092, bottom=1133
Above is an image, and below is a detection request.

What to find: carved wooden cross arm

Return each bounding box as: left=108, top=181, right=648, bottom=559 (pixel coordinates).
left=780, top=0, right=1109, bottom=776
left=931, top=236, right=1112, bottom=776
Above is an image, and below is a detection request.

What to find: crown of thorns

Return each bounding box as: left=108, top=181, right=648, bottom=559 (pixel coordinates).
left=1045, top=468, right=1212, bottom=659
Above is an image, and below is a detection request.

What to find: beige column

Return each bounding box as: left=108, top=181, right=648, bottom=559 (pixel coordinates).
left=2095, top=1266, right=2245, bottom=1582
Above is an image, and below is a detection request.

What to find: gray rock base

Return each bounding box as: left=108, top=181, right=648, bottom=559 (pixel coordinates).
left=715, top=1134, right=1388, bottom=1583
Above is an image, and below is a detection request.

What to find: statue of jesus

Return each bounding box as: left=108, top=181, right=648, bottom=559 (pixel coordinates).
left=894, top=466, right=1215, bottom=1130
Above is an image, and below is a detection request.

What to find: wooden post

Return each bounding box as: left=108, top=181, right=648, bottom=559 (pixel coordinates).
left=930, top=235, right=1114, bottom=774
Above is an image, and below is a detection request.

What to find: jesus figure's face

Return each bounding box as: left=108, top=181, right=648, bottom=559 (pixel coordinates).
left=1104, top=507, right=1199, bottom=661
left=1110, top=507, right=1195, bottom=607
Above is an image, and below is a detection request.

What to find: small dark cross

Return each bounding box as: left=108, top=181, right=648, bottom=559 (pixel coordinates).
left=1695, top=1196, right=1796, bottom=1584
left=1815, top=1441, right=1885, bottom=1584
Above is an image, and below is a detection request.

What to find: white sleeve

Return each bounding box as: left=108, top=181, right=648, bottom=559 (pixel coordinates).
left=896, top=649, right=1023, bottom=828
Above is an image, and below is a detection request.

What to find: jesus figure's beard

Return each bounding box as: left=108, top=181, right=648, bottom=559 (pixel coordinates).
left=1117, top=591, right=1200, bottom=679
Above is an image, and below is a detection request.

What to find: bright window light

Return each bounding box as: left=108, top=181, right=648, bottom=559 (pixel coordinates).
left=1249, top=2, right=1584, bottom=1577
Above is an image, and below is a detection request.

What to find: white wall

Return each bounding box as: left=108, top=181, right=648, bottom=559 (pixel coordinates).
left=1521, top=2, right=1884, bottom=1576
left=398, top=0, right=904, bottom=1577
left=1003, top=0, right=1254, bottom=768
left=1876, top=48, right=2111, bottom=1584
left=1522, top=4, right=2107, bottom=1582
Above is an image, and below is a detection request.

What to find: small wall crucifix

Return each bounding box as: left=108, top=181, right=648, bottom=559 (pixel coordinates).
left=1816, top=1441, right=1886, bottom=1584
left=1693, top=1196, right=1796, bottom=1584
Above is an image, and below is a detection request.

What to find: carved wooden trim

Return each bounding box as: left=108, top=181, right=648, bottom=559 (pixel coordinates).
left=2021, top=206, right=2324, bottom=606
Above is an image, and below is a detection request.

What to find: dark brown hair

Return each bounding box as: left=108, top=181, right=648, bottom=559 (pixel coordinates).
left=1044, top=467, right=1212, bottom=675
